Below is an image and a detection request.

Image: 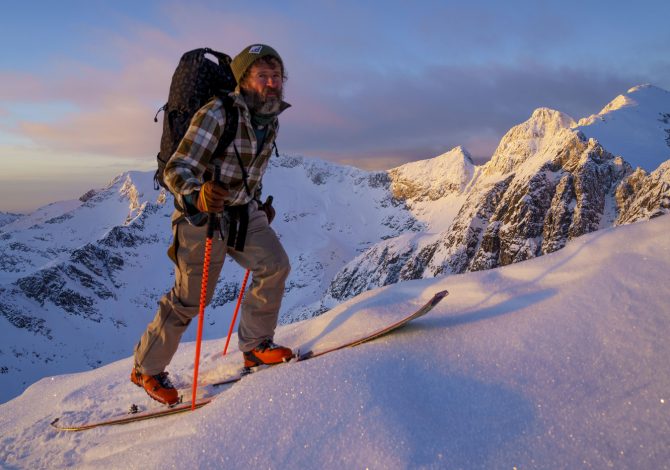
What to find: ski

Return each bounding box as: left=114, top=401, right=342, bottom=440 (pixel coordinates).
left=50, top=290, right=448, bottom=432
left=298, top=289, right=448, bottom=361
left=50, top=398, right=212, bottom=432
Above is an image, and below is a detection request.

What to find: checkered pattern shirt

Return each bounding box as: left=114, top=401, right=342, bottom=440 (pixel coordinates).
left=164, top=93, right=289, bottom=208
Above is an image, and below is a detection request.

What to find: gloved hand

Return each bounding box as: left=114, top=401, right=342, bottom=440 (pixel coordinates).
left=196, top=181, right=229, bottom=213
left=260, top=196, right=276, bottom=224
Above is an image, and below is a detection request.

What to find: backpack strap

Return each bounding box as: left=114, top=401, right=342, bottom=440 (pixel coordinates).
left=202, top=95, right=239, bottom=182
left=210, top=95, right=254, bottom=198
left=213, top=95, right=239, bottom=159
left=233, top=144, right=252, bottom=197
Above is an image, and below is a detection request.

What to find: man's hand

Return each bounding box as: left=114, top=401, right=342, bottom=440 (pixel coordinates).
left=260, top=196, right=276, bottom=224
left=196, top=181, right=229, bottom=213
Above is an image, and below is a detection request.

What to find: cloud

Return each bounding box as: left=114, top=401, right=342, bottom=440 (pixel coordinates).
left=280, top=59, right=640, bottom=163
left=0, top=2, right=661, bottom=173
left=0, top=6, right=308, bottom=161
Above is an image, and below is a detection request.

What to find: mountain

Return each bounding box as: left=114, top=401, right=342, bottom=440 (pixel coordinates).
left=325, top=85, right=670, bottom=302
left=1, top=84, right=668, bottom=404
left=1, top=212, right=668, bottom=469
left=0, top=212, right=23, bottom=228
left=577, top=84, right=670, bottom=172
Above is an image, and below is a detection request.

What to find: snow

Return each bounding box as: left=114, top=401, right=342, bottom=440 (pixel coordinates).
left=388, top=146, right=474, bottom=232
left=577, top=84, right=670, bottom=172
left=484, top=107, right=578, bottom=178
left=2, top=214, right=669, bottom=469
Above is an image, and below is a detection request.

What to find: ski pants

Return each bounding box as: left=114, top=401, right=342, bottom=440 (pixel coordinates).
left=133, top=201, right=291, bottom=375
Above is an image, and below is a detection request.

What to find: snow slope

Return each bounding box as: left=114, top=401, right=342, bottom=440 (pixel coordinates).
left=577, top=84, right=670, bottom=171
left=1, top=214, right=668, bottom=469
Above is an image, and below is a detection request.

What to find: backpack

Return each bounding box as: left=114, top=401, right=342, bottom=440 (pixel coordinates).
left=153, top=47, right=238, bottom=191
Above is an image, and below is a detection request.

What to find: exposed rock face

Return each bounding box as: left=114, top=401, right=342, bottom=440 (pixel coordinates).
left=326, top=105, right=668, bottom=302
left=615, top=161, right=670, bottom=224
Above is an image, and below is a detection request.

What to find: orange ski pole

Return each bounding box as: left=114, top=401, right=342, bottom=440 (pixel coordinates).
left=223, top=269, right=250, bottom=356
left=191, top=165, right=221, bottom=410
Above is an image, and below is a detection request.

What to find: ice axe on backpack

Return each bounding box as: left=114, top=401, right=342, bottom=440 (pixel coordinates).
left=191, top=165, right=223, bottom=410
left=221, top=196, right=274, bottom=356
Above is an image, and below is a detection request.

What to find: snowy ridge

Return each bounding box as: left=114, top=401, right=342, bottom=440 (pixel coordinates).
left=389, top=146, right=475, bottom=200
left=577, top=84, right=670, bottom=172
left=484, top=107, right=577, bottom=177
left=0, top=212, right=23, bottom=228
left=1, top=213, right=669, bottom=468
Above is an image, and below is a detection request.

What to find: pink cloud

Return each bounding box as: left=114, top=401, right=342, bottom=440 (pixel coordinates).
left=20, top=93, right=161, bottom=157
left=2, top=7, right=307, bottom=162
left=0, top=72, right=47, bottom=101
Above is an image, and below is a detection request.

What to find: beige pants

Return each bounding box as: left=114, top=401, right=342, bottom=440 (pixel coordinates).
left=134, top=202, right=290, bottom=375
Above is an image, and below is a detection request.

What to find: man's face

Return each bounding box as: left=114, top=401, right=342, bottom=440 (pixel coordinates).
left=240, top=60, right=284, bottom=114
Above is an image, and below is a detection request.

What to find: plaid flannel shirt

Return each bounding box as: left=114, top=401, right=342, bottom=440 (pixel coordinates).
left=164, top=92, right=289, bottom=209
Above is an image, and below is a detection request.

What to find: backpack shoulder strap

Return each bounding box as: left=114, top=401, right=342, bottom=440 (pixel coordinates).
left=209, top=95, right=252, bottom=198
left=218, top=94, right=238, bottom=154
left=206, top=94, right=238, bottom=162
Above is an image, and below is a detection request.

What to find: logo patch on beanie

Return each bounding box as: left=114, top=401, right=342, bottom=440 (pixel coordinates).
left=249, top=45, right=263, bottom=54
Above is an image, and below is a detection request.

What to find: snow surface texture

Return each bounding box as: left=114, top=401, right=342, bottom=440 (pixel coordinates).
left=1, top=214, right=669, bottom=469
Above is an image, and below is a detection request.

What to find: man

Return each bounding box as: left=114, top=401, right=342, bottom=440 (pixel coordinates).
left=131, top=44, right=292, bottom=405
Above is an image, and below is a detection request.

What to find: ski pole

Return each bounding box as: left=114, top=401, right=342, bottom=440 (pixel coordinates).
left=222, top=269, right=250, bottom=356
left=191, top=165, right=221, bottom=411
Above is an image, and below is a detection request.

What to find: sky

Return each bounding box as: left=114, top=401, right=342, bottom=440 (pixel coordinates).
left=1, top=0, right=669, bottom=213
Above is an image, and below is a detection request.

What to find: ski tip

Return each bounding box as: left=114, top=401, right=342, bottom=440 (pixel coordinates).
left=431, top=290, right=449, bottom=304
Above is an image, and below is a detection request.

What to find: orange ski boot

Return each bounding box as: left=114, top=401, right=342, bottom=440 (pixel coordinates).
left=131, top=367, right=180, bottom=405
left=243, top=339, right=294, bottom=368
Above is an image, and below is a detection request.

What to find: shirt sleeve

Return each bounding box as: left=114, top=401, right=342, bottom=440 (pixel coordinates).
left=163, top=99, right=226, bottom=196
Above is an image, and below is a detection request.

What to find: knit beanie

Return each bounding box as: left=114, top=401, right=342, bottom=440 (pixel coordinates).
left=231, top=44, right=283, bottom=85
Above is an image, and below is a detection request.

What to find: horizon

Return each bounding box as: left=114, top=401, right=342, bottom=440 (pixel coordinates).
left=1, top=0, right=669, bottom=213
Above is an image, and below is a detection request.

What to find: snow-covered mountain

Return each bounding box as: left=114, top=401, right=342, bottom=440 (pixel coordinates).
left=1, top=210, right=668, bottom=469
left=0, top=212, right=23, bottom=228
left=1, top=84, right=668, bottom=404
left=326, top=85, right=670, bottom=301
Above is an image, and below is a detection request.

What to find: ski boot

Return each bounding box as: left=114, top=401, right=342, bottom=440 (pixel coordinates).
left=243, top=339, right=294, bottom=369
left=131, top=366, right=180, bottom=406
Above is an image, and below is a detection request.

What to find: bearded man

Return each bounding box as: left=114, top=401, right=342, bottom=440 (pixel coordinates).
left=131, top=44, right=292, bottom=405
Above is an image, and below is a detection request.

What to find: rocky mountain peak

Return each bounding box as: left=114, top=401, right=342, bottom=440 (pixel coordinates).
left=388, top=146, right=475, bottom=201
left=484, top=107, right=577, bottom=176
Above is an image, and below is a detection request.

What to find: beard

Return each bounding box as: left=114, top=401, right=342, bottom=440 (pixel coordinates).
left=240, top=86, right=283, bottom=115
